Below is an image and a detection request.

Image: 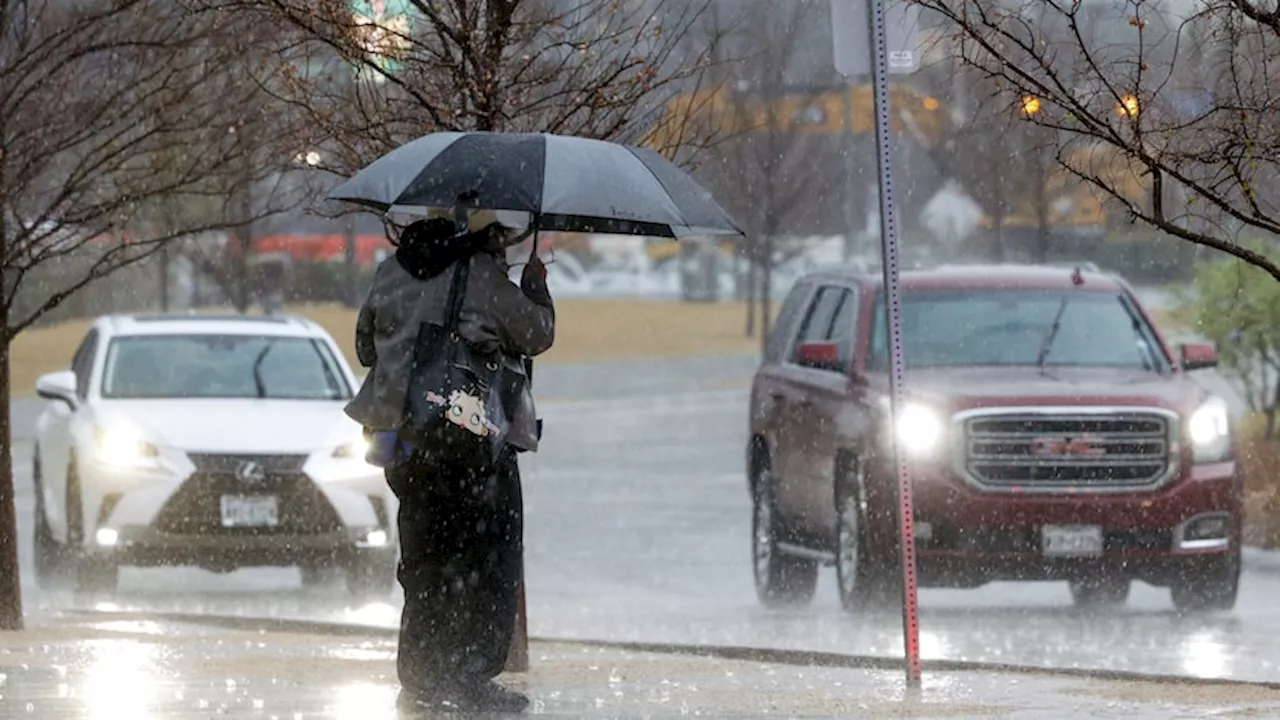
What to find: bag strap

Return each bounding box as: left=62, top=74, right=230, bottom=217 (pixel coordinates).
left=444, top=256, right=471, bottom=334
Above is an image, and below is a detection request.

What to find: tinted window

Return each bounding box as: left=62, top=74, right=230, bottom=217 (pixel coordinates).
left=790, top=286, right=851, bottom=365
left=101, top=334, right=352, bottom=400
left=764, top=280, right=814, bottom=363
left=867, top=289, right=1168, bottom=370
left=829, top=291, right=858, bottom=368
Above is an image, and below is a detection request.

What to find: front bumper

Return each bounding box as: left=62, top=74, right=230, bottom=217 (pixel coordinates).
left=871, top=460, right=1242, bottom=586
left=99, top=528, right=397, bottom=571
left=79, top=451, right=397, bottom=570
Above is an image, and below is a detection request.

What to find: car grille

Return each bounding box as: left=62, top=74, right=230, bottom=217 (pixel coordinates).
left=151, top=453, right=343, bottom=537
left=961, top=412, right=1173, bottom=492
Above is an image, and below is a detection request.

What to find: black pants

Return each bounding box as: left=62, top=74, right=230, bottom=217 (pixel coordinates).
left=388, top=450, right=523, bottom=695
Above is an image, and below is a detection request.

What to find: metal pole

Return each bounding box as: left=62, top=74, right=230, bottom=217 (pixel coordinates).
left=840, top=86, right=858, bottom=263
left=865, top=0, right=922, bottom=689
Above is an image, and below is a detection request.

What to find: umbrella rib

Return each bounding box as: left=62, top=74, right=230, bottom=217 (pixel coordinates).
left=627, top=148, right=742, bottom=236
left=623, top=147, right=687, bottom=225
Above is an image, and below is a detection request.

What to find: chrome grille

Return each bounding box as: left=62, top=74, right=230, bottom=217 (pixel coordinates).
left=961, top=411, right=1172, bottom=491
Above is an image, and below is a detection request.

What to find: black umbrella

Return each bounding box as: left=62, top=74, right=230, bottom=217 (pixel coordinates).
left=327, top=131, right=744, bottom=238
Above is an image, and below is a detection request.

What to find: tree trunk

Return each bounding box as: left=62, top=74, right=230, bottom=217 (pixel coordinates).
left=235, top=231, right=252, bottom=313
left=761, top=233, right=774, bottom=351
left=343, top=214, right=359, bottom=309
left=0, top=324, right=23, bottom=630
left=159, top=245, right=171, bottom=312
left=1031, top=156, right=1051, bottom=263
left=992, top=212, right=1007, bottom=262
left=1268, top=377, right=1279, bottom=440
left=744, top=245, right=757, bottom=338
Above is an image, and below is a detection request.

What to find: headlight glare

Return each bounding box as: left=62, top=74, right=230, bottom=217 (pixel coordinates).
left=332, top=437, right=371, bottom=460
left=1188, top=396, right=1231, bottom=463
left=93, top=425, right=159, bottom=467
left=881, top=399, right=944, bottom=457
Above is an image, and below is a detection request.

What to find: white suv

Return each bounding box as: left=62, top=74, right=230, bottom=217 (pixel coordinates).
left=31, top=313, right=397, bottom=596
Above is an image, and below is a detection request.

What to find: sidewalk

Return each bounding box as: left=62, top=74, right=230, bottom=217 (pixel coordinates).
left=1, top=614, right=1279, bottom=718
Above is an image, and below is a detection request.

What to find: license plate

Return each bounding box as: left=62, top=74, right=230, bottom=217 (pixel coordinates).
left=220, top=495, right=279, bottom=528
left=1041, top=524, right=1103, bottom=557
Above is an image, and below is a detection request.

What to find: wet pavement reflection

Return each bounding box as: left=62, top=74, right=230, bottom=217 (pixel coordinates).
left=4, top=618, right=1280, bottom=718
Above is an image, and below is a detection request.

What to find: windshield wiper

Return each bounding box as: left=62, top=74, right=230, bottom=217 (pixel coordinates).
left=1117, top=296, right=1157, bottom=372
left=1036, top=295, right=1071, bottom=370
left=252, top=340, right=277, bottom=398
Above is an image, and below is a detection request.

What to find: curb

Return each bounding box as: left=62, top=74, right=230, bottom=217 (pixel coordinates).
left=66, top=609, right=1280, bottom=691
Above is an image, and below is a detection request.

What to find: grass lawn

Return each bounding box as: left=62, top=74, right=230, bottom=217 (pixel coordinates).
left=11, top=299, right=768, bottom=396
left=11, top=300, right=1193, bottom=398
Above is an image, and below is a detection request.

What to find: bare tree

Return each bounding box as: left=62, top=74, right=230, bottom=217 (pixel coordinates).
left=0, top=0, right=311, bottom=629
left=197, top=0, right=726, bottom=192
left=912, top=64, right=1062, bottom=262
left=914, top=0, right=1280, bottom=279
left=696, top=0, right=833, bottom=338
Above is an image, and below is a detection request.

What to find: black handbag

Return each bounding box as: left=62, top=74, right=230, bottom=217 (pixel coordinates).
left=400, top=257, right=525, bottom=472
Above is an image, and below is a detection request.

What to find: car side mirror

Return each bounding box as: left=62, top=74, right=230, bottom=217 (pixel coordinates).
left=796, top=341, right=842, bottom=372
left=1179, top=342, right=1218, bottom=371
left=36, top=370, right=78, bottom=410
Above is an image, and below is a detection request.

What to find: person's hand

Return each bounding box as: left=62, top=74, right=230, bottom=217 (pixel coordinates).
left=522, top=254, right=548, bottom=283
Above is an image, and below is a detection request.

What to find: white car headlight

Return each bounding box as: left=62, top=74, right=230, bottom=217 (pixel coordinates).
left=93, top=424, right=159, bottom=467
left=881, top=399, right=945, bottom=457
left=1187, top=395, right=1231, bottom=463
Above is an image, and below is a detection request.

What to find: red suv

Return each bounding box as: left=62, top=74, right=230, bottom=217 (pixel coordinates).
left=749, top=264, right=1240, bottom=613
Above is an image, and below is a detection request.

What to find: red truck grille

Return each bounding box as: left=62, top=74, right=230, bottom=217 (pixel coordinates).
left=961, top=411, right=1174, bottom=492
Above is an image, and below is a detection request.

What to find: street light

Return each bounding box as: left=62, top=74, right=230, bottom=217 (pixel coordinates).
left=1117, top=94, right=1140, bottom=118
left=293, top=150, right=321, bottom=167
left=1020, top=95, right=1041, bottom=116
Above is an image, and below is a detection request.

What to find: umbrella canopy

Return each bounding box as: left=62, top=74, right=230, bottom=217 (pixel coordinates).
left=328, top=132, right=743, bottom=238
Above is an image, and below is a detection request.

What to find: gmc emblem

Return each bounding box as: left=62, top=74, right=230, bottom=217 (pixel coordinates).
left=1029, top=435, right=1106, bottom=457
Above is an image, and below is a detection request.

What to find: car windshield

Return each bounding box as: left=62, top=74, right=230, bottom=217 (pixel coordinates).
left=101, top=334, right=352, bottom=400
left=867, top=289, right=1169, bottom=371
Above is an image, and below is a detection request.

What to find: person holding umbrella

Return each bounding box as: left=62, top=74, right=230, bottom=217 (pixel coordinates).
left=331, top=129, right=742, bottom=714
left=345, top=209, right=553, bottom=715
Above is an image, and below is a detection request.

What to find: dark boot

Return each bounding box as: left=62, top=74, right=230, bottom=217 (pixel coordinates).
left=461, top=681, right=529, bottom=714
left=397, top=683, right=528, bottom=716
left=396, top=685, right=469, bottom=712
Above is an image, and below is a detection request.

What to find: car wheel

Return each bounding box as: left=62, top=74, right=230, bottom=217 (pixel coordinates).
left=32, top=450, right=68, bottom=588
left=836, top=455, right=896, bottom=612
left=346, top=552, right=397, bottom=599
left=751, top=460, right=817, bottom=608
left=1171, top=552, right=1240, bottom=613
left=1068, top=577, right=1131, bottom=609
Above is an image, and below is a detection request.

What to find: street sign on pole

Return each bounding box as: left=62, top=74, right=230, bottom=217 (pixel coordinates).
left=831, top=0, right=922, bottom=76
left=831, top=0, right=924, bottom=689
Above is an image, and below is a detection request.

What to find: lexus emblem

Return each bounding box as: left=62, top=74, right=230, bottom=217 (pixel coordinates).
left=236, top=461, right=267, bottom=484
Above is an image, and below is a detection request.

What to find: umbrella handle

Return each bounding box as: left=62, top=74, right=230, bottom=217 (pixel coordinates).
left=453, top=190, right=479, bottom=234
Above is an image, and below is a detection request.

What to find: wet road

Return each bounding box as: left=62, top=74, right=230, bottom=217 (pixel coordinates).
left=11, top=356, right=1280, bottom=684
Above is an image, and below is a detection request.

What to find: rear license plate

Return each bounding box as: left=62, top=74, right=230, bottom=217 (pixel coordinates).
left=1041, top=524, right=1103, bottom=557
left=220, top=495, right=279, bottom=528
